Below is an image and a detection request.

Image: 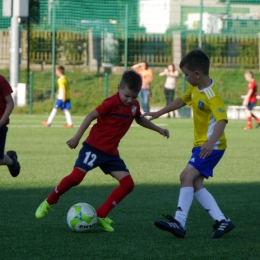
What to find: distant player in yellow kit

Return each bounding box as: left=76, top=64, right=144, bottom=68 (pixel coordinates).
left=42, top=66, right=73, bottom=128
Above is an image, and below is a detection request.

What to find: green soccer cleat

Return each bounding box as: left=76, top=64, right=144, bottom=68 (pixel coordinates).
left=35, top=200, right=53, bottom=219
left=97, top=217, right=114, bottom=232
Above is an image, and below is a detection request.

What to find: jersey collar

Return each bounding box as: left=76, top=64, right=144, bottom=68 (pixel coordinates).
left=197, top=79, right=214, bottom=92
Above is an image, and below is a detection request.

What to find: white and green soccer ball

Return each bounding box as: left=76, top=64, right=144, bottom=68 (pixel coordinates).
left=67, top=202, right=97, bottom=232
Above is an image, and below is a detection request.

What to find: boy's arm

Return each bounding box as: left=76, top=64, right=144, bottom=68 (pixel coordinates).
left=143, top=97, right=186, bottom=120
left=58, top=80, right=66, bottom=102
left=135, top=116, right=169, bottom=138
left=66, top=109, right=99, bottom=149
left=0, top=94, right=14, bottom=128
left=199, top=120, right=227, bottom=159
left=242, top=89, right=253, bottom=106
left=60, top=88, right=66, bottom=102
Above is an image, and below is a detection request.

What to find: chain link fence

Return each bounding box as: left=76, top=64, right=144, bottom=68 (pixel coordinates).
left=0, top=0, right=260, bottom=114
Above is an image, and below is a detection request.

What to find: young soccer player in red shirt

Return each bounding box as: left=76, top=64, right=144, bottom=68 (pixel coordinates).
left=35, top=70, right=169, bottom=232
left=242, top=70, right=260, bottom=130
left=0, top=75, right=20, bottom=177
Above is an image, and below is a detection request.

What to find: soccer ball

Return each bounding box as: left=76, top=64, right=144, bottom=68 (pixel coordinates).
left=67, top=202, right=97, bottom=232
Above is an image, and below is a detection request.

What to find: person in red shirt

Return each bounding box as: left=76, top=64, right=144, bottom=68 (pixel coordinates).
left=242, top=70, right=260, bottom=130
left=35, top=70, right=169, bottom=232
left=0, top=75, right=20, bottom=177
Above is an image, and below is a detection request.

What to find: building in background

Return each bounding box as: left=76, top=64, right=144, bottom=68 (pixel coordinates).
left=138, top=0, right=260, bottom=34
left=184, top=12, right=223, bottom=34
left=139, top=0, right=171, bottom=34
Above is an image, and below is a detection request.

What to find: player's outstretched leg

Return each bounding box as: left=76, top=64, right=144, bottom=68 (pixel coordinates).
left=95, top=175, right=134, bottom=232
left=35, top=168, right=86, bottom=219
left=154, top=214, right=186, bottom=238
left=211, top=218, right=235, bottom=238
left=35, top=199, right=53, bottom=219
left=194, top=188, right=235, bottom=238
left=63, top=110, right=73, bottom=128
left=251, top=112, right=260, bottom=128
left=7, top=150, right=21, bottom=177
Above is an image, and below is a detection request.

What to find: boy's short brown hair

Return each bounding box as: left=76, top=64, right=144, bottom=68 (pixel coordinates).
left=56, top=66, right=65, bottom=74
left=120, top=70, right=142, bottom=93
left=245, top=70, right=254, bottom=78
left=180, top=49, right=210, bottom=75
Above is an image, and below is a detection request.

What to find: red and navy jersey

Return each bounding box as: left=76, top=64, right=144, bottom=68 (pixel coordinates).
left=248, top=79, right=258, bottom=103
left=0, top=75, right=13, bottom=125
left=86, top=93, right=141, bottom=155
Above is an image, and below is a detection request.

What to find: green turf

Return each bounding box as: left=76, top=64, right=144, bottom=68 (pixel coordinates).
left=1, top=116, right=260, bottom=260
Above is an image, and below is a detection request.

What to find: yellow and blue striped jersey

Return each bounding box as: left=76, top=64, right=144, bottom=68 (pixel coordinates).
left=181, top=80, right=227, bottom=150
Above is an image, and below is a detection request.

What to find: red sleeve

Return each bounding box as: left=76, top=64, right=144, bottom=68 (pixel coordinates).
left=96, top=98, right=114, bottom=116
left=248, top=81, right=256, bottom=91
left=0, top=76, right=13, bottom=97
left=135, top=102, right=141, bottom=118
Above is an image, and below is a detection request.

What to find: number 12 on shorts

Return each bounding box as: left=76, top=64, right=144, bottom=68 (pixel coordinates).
left=83, top=152, right=97, bottom=167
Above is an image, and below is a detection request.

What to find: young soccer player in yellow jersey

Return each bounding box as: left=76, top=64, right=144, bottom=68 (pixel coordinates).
left=42, top=66, right=73, bottom=128
left=143, top=49, right=235, bottom=239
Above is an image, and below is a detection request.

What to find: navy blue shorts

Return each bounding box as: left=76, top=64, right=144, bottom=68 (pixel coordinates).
left=74, top=142, right=129, bottom=174
left=188, top=147, right=225, bottom=179
left=0, top=125, right=8, bottom=159
left=247, top=102, right=256, bottom=111
left=54, top=99, right=71, bottom=110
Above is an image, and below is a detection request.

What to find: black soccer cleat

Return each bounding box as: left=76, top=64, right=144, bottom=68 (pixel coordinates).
left=7, top=150, right=21, bottom=177
left=154, top=214, right=186, bottom=238
left=211, top=218, right=235, bottom=238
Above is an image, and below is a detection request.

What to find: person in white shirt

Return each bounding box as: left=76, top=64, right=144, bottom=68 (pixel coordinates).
left=159, top=64, right=179, bottom=118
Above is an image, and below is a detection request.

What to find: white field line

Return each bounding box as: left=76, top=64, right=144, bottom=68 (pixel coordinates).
left=9, top=123, right=168, bottom=128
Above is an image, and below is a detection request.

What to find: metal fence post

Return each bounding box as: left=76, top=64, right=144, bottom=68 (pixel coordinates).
left=29, top=71, right=33, bottom=115
left=51, top=0, right=56, bottom=101
left=104, top=73, right=108, bottom=98
left=258, top=33, right=260, bottom=72
left=198, top=0, right=203, bottom=49
left=124, top=3, right=128, bottom=71
left=181, top=74, right=186, bottom=118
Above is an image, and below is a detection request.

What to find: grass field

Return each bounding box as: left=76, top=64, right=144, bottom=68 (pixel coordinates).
left=1, top=115, right=260, bottom=260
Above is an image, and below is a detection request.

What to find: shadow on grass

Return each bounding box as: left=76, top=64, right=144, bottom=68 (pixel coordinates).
left=0, top=182, right=259, bottom=260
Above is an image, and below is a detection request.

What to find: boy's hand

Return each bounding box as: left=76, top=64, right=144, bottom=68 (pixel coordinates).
left=159, top=128, right=170, bottom=138
left=66, top=137, right=79, bottom=149
left=199, top=141, right=214, bottom=159
left=142, top=112, right=160, bottom=120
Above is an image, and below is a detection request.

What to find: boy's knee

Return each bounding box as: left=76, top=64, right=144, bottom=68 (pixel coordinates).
left=179, top=171, right=186, bottom=183
left=120, top=175, right=134, bottom=193
left=180, top=171, right=193, bottom=186
left=69, top=168, right=86, bottom=186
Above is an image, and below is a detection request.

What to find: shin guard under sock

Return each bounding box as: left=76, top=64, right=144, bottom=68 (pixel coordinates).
left=47, top=168, right=86, bottom=205
left=96, top=175, right=134, bottom=218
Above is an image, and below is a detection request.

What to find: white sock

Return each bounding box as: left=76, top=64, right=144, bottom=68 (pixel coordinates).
left=47, top=109, right=57, bottom=124
left=194, top=188, right=225, bottom=221
left=64, top=110, right=72, bottom=125
left=174, top=187, right=194, bottom=227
